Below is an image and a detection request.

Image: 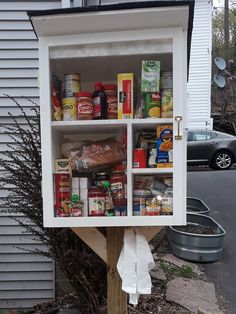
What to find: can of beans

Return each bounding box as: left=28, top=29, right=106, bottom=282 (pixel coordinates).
left=62, top=97, right=77, bottom=121
left=133, top=148, right=147, bottom=168
left=64, top=73, right=80, bottom=97
left=54, top=173, right=71, bottom=217
left=145, top=197, right=161, bottom=216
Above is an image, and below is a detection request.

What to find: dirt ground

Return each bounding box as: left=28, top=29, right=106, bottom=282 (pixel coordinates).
left=19, top=228, right=226, bottom=314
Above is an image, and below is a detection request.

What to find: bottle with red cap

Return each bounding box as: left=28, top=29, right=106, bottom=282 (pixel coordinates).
left=92, top=82, right=107, bottom=119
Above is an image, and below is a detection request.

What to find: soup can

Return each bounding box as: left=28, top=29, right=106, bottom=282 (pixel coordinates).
left=162, top=72, right=173, bottom=89
left=62, top=97, right=77, bottom=121
left=64, top=73, right=80, bottom=97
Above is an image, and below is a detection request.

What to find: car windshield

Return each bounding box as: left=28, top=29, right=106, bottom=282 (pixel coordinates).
left=187, top=131, right=217, bottom=142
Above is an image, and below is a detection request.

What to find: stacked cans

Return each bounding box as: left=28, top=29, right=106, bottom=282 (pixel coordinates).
left=62, top=74, right=80, bottom=121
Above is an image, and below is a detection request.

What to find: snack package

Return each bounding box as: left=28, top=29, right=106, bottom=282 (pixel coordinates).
left=51, top=75, right=62, bottom=121
left=156, top=125, right=173, bottom=167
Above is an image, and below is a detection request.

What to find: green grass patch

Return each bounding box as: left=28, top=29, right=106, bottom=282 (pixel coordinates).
left=160, top=260, right=193, bottom=278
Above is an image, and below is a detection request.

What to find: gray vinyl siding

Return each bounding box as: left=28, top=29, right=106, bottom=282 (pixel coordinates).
left=0, top=1, right=61, bottom=309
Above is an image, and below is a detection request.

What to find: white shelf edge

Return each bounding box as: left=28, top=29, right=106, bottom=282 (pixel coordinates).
left=44, top=215, right=182, bottom=228
left=51, top=118, right=173, bottom=128
left=131, top=118, right=173, bottom=125
left=51, top=119, right=128, bottom=127
left=132, top=168, right=173, bottom=174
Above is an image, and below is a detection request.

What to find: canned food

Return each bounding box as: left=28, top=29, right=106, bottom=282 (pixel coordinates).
left=62, top=97, right=77, bottom=121
left=145, top=197, right=161, bottom=216
left=161, top=187, right=173, bottom=215
left=133, top=148, right=147, bottom=168
left=88, top=186, right=106, bottom=216
left=64, top=73, right=80, bottom=97
left=162, top=72, right=173, bottom=89
left=161, top=89, right=173, bottom=118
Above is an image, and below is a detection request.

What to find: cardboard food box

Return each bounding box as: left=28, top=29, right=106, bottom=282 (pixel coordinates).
left=117, top=73, right=133, bottom=119
left=55, top=159, right=71, bottom=174
left=156, top=124, right=173, bottom=168
left=141, top=61, right=160, bottom=93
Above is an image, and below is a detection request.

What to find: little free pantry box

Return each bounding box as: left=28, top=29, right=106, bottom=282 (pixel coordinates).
left=28, top=0, right=194, bottom=228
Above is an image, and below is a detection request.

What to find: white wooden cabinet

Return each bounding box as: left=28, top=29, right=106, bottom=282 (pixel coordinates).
left=29, top=1, right=194, bottom=227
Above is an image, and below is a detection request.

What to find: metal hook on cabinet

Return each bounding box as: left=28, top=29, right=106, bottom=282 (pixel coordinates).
left=175, top=115, right=182, bottom=140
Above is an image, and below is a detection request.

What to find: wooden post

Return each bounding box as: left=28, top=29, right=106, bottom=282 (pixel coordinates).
left=107, top=227, right=127, bottom=314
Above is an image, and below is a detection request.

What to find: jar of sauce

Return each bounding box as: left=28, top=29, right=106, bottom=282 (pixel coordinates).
left=110, top=171, right=127, bottom=206
left=88, top=186, right=106, bottom=216
left=76, top=92, right=93, bottom=120
left=102, top=84, right=117, bottom=119
left=95, top=171, right=110, bottom=187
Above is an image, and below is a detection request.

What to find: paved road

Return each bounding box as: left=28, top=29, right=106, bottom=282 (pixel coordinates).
left=187, top=167, right=236, bottom=314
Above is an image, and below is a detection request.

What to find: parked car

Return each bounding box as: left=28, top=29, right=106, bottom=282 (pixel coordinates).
left=187, top=130, right=236, bottom=170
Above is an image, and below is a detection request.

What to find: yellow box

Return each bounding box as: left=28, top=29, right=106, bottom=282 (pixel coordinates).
left=117, top=73, right=133, bottom=119
left=156, top=125, right=173, bottom=168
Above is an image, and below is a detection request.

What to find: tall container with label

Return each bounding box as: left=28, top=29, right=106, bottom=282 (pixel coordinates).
left=28, top=1, right=194, bottom=228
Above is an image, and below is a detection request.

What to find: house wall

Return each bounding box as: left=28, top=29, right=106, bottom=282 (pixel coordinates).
left=0, top=1, right=61, bottom=309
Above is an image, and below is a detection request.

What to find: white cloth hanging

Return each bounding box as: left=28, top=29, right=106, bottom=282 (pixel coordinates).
left=117, top=228, right=155, bottom=305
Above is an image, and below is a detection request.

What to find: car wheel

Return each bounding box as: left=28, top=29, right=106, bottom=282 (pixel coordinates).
left=212, top=151, right=233, bottom=170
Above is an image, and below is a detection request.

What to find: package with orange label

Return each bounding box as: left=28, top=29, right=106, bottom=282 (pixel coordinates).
left=156, top=124, right=173, bottom=167
left=117, top=73, right=133, bottom=119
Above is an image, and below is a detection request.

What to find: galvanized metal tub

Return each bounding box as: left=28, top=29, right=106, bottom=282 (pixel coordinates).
left=187, top=197, right=210, bottom=215
left=167, top=213, right=226, bottom=262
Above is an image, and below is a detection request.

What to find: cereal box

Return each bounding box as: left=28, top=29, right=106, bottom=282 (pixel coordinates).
left=156, top=125, right=173, bottom=168
left=141, top=61, right=160, bottom=93
left=117, top=73, right=133, bottom=119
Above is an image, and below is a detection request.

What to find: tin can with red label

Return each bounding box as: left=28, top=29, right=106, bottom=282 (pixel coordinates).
left=54, top=173, right=71, bottom=217
left=133, top=148, right=147, bottom=168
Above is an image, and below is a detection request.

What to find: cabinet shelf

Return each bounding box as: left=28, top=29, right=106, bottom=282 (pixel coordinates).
left=47, top=215, right=178, bottom=228
left=51, top=118, right=173, bottom=133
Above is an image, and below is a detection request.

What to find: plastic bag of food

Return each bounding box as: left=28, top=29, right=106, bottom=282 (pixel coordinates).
left=150, top=179, right=167, bottom=196
left=67, top=137, right=126, bottom=171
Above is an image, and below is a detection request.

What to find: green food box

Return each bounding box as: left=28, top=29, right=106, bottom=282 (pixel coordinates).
left=141, top=61, right=160, bottom=93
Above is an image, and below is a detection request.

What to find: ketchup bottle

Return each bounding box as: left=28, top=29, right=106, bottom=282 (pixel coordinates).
left=92, top=82, right=107, bottom=119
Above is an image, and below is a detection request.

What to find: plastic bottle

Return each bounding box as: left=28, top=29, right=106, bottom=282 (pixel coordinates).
left=102, top=181, right=114, bottom=216
left=92, top=82, right=107, bottom=119
left=69, top=194, right=84, bottom=217
left=110, top=170, right=127, bottom=216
